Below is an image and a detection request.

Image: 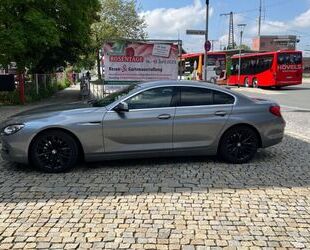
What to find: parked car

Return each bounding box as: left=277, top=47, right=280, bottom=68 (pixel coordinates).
left=0, top=81, right=285, bottom=173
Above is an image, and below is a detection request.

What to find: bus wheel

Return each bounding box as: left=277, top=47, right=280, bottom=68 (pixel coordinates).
left=244, top=78, right=249, bottom=88
left=252, top=78, right=259, bottom=88
left=275, top=86, right=281, bottom=90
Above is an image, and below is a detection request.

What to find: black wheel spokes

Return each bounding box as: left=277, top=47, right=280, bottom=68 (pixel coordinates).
left=226, top=131, right=257, bottom=161
left=36, top=135, right=72, bottom=170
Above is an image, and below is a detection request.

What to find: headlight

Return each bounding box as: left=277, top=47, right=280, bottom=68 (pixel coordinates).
left=2, top=124, right=25, bottom=135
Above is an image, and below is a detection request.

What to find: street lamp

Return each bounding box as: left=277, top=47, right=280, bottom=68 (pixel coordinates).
left=237, top=24, right=247, bottom=88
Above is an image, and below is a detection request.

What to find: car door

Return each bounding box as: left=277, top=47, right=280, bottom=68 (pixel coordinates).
left=103, top=86, right=176, bottom=153
left=173, top=86, right=235, bottom=149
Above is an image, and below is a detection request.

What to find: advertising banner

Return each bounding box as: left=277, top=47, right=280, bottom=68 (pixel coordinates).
left=103, top=41, right=179, bottom=82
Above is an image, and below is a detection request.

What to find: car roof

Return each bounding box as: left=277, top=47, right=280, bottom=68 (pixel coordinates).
left=139, top=80, right=220, bottom=89
left=138, top=80, right=236, bottom=94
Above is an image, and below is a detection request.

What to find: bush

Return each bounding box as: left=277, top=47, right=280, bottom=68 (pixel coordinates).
left=0, top=74, right=72, bottom=105
left=0, top=91, right=20, bottom=105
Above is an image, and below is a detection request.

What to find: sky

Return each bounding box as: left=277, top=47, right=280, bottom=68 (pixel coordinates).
left=137, top=0, right=310, bottom=55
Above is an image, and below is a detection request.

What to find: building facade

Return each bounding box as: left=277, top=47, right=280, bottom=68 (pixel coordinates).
left=252, top=35, right=299, bottom=51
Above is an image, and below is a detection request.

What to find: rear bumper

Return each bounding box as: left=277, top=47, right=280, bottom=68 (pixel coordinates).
left=262, top=136, right=284, bottom=148
left=260, top=117, right=286, bottom=148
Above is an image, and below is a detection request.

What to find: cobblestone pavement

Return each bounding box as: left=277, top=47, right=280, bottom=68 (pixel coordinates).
left=0, top=86, right=310, bottom=249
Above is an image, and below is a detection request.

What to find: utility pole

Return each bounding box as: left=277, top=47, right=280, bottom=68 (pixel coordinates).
left=258, top=0, right=262, bottom=37
left=220, top=12, right=235, bottom=50
left=203, top=0, right=209, bottom=82
left=237, top=24, right=246, bottom=88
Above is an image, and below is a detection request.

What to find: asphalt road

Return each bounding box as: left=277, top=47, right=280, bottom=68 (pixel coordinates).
left=231, top=79, right=310, bottom=139
left=231, top=79, right=310, bottom=110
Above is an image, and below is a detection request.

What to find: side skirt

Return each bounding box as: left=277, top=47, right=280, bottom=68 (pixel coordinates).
left=84, top=147, right=217, bottom=162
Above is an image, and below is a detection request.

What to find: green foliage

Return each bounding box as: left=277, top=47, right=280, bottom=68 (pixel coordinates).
left=89, top=0, right=147, bottom=77
left=0, top=91, right=20, bottom=105
left=93, top=0, right=147, bottom=42
left=0, top=74, right=71, bottom=105
left=0, top=0, right=100, bottom=72
left=238, top=44, right=251, bottom=51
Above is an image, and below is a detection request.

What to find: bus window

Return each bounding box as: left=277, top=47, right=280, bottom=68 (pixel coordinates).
left=256, top=56, right=273, bottom=74
left=278, top=53, right=302, bottom=65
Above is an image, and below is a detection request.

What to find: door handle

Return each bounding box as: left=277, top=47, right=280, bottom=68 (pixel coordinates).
left=157, top=114, right=171, bottom=120
left=214, top=111, right=227, bottom=117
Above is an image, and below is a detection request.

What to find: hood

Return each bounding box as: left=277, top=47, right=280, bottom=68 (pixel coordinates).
left=11, top=102, right=92, bottom=117
left=2, top=102, right=105, bottom=126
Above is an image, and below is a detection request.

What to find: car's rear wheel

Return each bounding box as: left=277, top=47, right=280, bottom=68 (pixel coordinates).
left=219, top=126, right=259, bottom=164
left=30, top=130, right=79, bottom=173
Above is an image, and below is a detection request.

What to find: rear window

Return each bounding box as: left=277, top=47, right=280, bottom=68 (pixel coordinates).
left=278, top=53, right=302, bottom=65
left=213, top=90, right=235, bottom=105
left=179, top=87, right=235, bottom=106
left=180, top=87, right=213, bottom=106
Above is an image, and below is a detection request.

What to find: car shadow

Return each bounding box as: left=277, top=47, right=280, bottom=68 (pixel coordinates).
left=0, top=135, right=309, bottom=202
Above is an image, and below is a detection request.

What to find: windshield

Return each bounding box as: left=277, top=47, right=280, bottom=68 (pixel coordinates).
left=93, top=84, right=139, bottom=107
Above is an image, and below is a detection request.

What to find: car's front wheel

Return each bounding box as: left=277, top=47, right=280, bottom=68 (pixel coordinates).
left=30, top=130, right=79, bottom=173
left=219, top=126, right=259, bottom=164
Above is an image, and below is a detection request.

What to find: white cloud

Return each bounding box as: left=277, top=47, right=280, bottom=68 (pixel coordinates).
left=140, top=2, right=310, bottom=53
left=140, top=0, right=212, bottom=39
left=253, top=21, right=287, bottom=35
left=294, top=9, right=310, bottom=28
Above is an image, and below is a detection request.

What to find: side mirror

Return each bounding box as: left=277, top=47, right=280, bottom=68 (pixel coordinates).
left=114, top=102, right=129, bottom=112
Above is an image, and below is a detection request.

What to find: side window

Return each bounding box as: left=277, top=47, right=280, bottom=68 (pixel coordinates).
left=213, top=90, right=235, bottom=105
left=126, top=87, right=174, bottom=110
left=180, top=87, right=213, bottom=106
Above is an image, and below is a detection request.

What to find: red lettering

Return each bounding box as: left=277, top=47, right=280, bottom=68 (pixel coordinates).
left=110, top=56, right=144, bottom=63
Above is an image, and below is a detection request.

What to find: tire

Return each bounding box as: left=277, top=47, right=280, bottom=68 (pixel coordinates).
left=219, top=126, right=259, bottom=164
left=252, top=78, right=259, bottom=88
left=244, top=78, right=249, bottom=88
left=30, top=130, right=79, bottom=173
left=275, top=86, right=281, bottom=90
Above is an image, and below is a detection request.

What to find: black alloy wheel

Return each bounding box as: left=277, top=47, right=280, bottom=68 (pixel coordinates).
left=30, top=130, right=79, bottom=173
left=219, top=126, right=259, bottom=164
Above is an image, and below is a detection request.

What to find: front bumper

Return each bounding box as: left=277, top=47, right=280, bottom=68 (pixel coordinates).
left=0, top=134, right=29, bottom=164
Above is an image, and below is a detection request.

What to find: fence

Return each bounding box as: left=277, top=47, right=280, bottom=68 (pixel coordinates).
left=0, top=72, right=74, bottom=105
left=89, top=81, right=105, bottom=100
left=89, top=81, right=130, bottom=100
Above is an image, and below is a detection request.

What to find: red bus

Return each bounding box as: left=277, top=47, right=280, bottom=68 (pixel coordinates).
left=228, top=50, right=303, bottom=88
left=181, top=52, right=226, bottom=83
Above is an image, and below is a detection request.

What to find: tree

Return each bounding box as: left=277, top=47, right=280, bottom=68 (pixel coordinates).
left=0, top=0, right=100, bottom=102
left=34, top=0, right=100, bottom=73
left=91, top=0, right=147, bottom=79
left=238, top=44, right=251, bottom=51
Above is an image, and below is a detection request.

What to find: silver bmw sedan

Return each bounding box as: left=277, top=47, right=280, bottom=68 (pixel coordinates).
left=0, top=81, right=285, bottom=173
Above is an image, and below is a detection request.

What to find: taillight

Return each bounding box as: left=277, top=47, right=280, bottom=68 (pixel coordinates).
left=269, top=105, right=282, bottom=117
